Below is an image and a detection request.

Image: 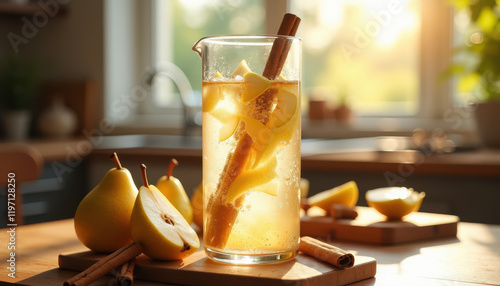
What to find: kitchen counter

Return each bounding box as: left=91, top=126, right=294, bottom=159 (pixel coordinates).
left=86, top=134, right=500, bottom=176
left=0, top=219, right=499, bottom=285
left=4, top=135, right=499, bottom=177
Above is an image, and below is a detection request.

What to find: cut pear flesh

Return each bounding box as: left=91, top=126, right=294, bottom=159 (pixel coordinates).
left=225, top=156, right=278, bottom=204
left=130, top=185, right=199, bottom=260
left=250, top=106, right=299, bottom=167
left=213, top=72, right=223, bottom=79
left=308, top=181, right=359, bottom=211
left=202, top=72, right=224, bottom=112
left=219, top=116, right=240, bottom=141
left=242, top=72, right=271, bottom=102
left=202, top=84, right=221, bottom=113
left=240, top=115, right=272, bottom=151
left=366, top=187, right=425, bottom=219
left=268, top=89, right=298, bottom=128
left=232, top=60, right=252, bottom=77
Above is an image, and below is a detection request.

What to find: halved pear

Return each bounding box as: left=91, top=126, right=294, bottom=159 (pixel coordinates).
left=225, top=157, right=278, bottom=204
left=366, top=187, right=425, bottom=219
left=219, top=116, right=240, bottom=141
left=232, top=59, right=251, bottom=78
left=130, top=165, right=199, bottom=261
left=309, top=181, right=359, bottom=211
left=242, top=72, right=271, bottom=102
left=268, top=89, right=298, bottom=128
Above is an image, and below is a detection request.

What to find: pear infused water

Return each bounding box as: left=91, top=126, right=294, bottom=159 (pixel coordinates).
left=202, top=67, right=301, bottom=258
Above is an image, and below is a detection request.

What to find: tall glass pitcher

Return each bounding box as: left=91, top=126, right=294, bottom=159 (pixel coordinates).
left=193, top=35, right=301, bottom=265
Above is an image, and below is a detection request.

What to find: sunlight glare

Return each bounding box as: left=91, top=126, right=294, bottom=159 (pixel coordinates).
left=377, top=10, right=418, bottom=48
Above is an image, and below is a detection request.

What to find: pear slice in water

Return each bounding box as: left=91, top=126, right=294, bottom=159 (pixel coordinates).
left=202, top=72, right=223, bottom=112
left=242, top=72, right=271, bottom=102
left=232, top=59, right=252, bottom=78
left=225, top=156, right=278, bottom=204
left=219, top=116, right=240, bottom=141
left=268, top=89, right=298, bottom=128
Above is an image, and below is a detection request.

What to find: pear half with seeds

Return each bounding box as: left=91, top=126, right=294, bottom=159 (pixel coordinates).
left=130, top=164, right=199, bottom=260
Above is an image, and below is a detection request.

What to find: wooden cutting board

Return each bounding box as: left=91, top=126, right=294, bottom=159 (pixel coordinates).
left=301, top=206, right=459, bottom=245
left=59, top=250, right=376, bottom=286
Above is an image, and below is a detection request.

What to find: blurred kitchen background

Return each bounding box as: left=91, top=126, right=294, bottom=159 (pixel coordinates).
left=1, top=0, right=499, bottom=226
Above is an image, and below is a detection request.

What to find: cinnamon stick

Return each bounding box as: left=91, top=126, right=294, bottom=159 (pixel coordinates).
left=114, top=257, right=136, bottom=286
left=205, top=13, right=301, bottom=250
left=64, top=242, right=143, bottom=286
left=330, top=204, right=358, bottom=219
left=300, top=198, right=311, bottom=213
left=299, top=236, right=355, bottom=269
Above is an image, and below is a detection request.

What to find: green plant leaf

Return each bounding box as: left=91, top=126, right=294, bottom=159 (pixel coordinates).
left=0, top=56, right=41, bottom=110
left=477, top=7, right=497, bottom=32
left=458, top=73, right=481, bottom=92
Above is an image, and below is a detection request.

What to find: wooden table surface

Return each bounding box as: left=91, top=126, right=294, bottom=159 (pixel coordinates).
left=0, top=219, right=499, bottom=285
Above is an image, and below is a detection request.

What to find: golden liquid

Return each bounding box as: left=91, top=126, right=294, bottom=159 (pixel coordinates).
left=202, top=79, right=301, bottom=254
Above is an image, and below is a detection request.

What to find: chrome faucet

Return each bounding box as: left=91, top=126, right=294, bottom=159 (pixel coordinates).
left=144, top=62, right=202, bottom=136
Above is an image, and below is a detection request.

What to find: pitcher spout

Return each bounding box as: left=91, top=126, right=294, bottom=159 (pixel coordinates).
left=192, top=37, right=206, bottom=58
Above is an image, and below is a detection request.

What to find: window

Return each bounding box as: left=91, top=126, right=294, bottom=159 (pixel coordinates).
left=105, top=0, right=466, bottom=133
left=104, top=0, right=266, bottom=126
left=291, top=0, right=421, bottom=116
left=144, top=0, right=265, bottom=113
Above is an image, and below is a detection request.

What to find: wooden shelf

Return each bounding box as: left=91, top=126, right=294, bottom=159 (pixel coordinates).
left=0, top=1, right=66, bottom=16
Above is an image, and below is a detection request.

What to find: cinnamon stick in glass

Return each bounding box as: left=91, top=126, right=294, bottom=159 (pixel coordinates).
left=204, top=13, right=301, bottom=250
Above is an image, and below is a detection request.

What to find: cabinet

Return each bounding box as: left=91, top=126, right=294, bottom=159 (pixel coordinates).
left=0, top=1, right=67, bottom=16
left=1, top=161, right=87, bottom=226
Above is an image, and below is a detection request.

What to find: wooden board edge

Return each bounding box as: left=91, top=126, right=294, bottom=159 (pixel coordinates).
left=58, top=252, right=377, bottom=286
left=301, top=212, right=460, bottom=245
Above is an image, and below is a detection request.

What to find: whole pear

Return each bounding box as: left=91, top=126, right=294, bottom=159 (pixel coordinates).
left=130, top=164, right=199, bottom=260
left=74, top=153, right=138, bottom=252
left=156, top=159, right=193, bottom=224
left=190, top=182, right=203, bottom=228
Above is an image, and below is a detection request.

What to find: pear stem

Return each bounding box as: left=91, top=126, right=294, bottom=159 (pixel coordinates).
left=110, top=152, right=123, bottom=169
left=167, top=158, right=179, bottom=180
left=140, top=164, right=149, bottom=187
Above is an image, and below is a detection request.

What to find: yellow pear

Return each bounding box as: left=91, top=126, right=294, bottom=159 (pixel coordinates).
left=74, top=153, right=138, bottom=252
left=308, top=181, right=359, bottom=211
left=300, top=178, right=310, bottom=198
left=190, top=182, right=203, bottom=229
left=130, top=165, right=200, bottom=260
left=366, top=187, right=425, bottom=220
left=156, top=159, right=193, bottom=224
